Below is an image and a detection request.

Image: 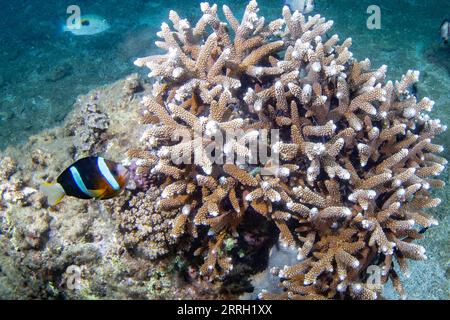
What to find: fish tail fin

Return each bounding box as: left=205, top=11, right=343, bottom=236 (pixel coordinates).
left=39, top=182, right=66, bottom=205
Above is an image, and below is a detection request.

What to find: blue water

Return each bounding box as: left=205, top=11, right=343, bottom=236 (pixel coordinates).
left=1, top=0, right=449, bottom=149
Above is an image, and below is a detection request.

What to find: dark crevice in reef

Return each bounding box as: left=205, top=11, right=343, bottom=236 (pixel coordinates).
left=223, top=210, right=279, bottom=295
left=177, top=208, right=279, bottom=297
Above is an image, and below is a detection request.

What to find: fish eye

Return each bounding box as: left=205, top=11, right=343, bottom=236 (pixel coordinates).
left=82, top=20, right=90, bottom=26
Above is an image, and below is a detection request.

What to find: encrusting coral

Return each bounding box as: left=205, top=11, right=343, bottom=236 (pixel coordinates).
left=112, top=185, right=179, bottom=260
left=72, top=102, right=110, bottom=158
left=129, top=1, right=447, bottom=299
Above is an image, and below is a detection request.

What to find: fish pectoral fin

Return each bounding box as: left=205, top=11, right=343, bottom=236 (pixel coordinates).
left=88, top=188, right=107, bottom=199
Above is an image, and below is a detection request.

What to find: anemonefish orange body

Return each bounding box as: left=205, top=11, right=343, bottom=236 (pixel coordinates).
left=40, top=157, right=129, bottom=205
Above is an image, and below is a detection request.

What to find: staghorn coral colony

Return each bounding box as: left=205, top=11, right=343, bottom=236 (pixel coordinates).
left=128, top=1, right=447, bottom=299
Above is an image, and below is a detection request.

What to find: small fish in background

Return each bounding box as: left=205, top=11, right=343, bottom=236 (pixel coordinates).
left=40, top=157, right=129, bottom=206
left=440, top=19, right=449, bottom=43
left=63, top=14, right=110, bottom=36
left=284, top=0, right=315, bottom=14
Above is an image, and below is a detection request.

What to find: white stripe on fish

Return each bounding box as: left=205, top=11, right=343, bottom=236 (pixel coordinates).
left=70, top=166, right=96, bottom=197
left=97, top=157, right=120, bottom=191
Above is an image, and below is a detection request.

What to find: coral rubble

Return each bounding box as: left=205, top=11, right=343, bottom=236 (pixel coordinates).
left=129, top=1, right=447, bottom=299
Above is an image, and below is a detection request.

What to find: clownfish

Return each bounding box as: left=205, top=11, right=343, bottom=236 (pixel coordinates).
left=40, top=157, right=129, bottom=206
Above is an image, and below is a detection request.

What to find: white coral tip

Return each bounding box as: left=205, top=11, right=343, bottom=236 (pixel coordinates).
left=182, top=205, right=191, bottom=215
left=200, top=2, right=209, bottom=12
left=352, top=283, right=362, bottom=293
left=337, top=283, right=346, bottom=292
left=312, top=61, right=321, bottom=72
left=309, top=207, right=318, bottom=218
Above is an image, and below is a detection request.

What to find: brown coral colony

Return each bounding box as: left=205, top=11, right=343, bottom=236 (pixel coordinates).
left=128, top=1, right=447, bottom=299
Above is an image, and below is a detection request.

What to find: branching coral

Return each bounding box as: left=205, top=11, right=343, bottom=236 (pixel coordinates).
left=128, top=1, right=447, bottom=298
